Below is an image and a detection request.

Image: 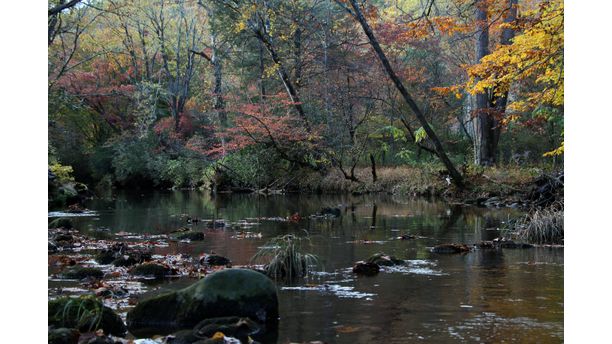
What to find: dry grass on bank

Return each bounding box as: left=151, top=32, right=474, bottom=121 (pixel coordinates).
left=298, top=166, right=447, bottom=196
left=515, top=205, right=564, bottom=244
left=462, top=166, right=544, bottom=197
left=298, top=165, right=548, bottom=197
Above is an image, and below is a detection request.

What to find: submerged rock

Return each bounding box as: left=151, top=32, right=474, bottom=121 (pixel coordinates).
left=127, top=268, right=278, bottom=337
left=474, top=241, right=496, bottom=249
left=175, top=231, right=205, bottom=241
left=366, top=252, right=404, bottom=266
left=495, top=240, right=534, bottom=249
left=431, top=243, right=471, bottom=254
left=112, top=256, right=140, bottom=267
left=85, top=336, right=116, bottom=344
left=207, top=220, right=226, bottom=229
left=166, top=329, right=200, bottom=344
left=112, top=251, right=152, bottom=267
left=475, top=240, right=534, bottom=249
left=352, top=261, right=380, bottom=276
left=49, top=217, right=74, bottom=229
left=61, top=267, right=104, bottom=280
left=95, top=250, right=117, bottom=265
left=193, top=316, right=262, bottom=343
left=201, top=255, right=231, bottom=267
left=49, top=241, right=58, bottom=254
left=320, top=207, right=341, bottom=217
left=131, top=263, right=171, bottom=279
left=95, top=243, right=146, bottom=266
left=49, top=296, right=126, bottom=336
left=48, top=328, right=79, bottom=344
left=53, top=233, right=74, bottom=243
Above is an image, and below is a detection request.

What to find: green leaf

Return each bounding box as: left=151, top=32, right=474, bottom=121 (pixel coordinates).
left=414, top=127, right=427, bottom=143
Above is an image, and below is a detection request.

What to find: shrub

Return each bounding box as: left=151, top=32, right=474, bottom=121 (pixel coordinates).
left=221, top=147, right=286, bottom=189
left=49, top=163, right=75, bottom=184
left=159, top=156, right=207, bottom=188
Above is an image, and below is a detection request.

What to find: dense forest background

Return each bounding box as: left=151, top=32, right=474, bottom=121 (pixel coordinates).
left=48, top=0, right=563, bottom=193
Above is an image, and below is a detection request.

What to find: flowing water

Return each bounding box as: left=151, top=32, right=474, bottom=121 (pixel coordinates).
left=49, top=191, right=563, bottom=343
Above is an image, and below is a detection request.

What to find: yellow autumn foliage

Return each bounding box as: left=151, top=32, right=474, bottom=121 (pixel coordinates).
left=466, top=0, right=564, bottom=113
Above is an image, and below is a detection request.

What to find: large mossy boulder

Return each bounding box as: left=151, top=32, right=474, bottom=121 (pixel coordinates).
left=48, top=296, right=126, bottom=336
left=127, top=268, right=278, bottom=338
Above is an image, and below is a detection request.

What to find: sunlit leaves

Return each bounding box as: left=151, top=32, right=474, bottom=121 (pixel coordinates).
left=543, top=141, right=563, bottom=157
left=414, top=127, right=427, bottom=143
left=466, top=0, right=564, bottom=114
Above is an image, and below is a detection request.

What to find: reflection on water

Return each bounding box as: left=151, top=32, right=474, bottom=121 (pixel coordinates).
left=62, top=191, right=562, bottom=343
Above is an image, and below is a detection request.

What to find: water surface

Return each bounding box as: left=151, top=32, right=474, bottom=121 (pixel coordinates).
left=51, top=191, right=563, bottom=343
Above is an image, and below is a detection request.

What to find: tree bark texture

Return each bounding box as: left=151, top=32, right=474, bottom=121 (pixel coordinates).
left=473, top=0, right=517, bottom=166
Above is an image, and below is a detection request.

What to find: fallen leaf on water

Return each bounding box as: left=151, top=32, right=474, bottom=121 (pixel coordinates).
left=335, top=325, right=360, bottom=334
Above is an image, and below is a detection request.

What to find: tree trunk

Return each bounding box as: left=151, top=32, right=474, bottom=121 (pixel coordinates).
left=473, top=0, right=517, bottom=166
left=259, top=39, right=266, bottom=99
left=346, top=0, right=464, bottom=188
left=492, top=0, right=518, bottom=145
left=211, top=34, right=225, bottom=127
left=473, top=0, right=494, bottom=166
left=293, top=25, right=302, bottom=89
left=370, top=153, right=377, bottom=183
left=253, top=27, right=311, bottom=133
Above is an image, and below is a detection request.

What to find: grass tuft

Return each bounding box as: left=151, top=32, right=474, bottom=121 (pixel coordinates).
left=515, top=204, right=564, bottom=244
left=50, top=295, right=103, bottom=332
left=251, top=232, right=319, bottom=282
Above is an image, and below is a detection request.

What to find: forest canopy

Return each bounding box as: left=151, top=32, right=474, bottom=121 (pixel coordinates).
left=48, top=0, right=564, bottom=190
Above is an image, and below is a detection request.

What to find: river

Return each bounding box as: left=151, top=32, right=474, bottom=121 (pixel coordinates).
left=49, top=191, right=563, bottom=343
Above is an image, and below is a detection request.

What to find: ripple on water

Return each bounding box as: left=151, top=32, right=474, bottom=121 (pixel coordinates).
left=282, top=284, right=376, bottom=300
left=447, top=311, right=563, bottom=341
left=380, top=260, right=448, bottom=276
left=48, top=211, right=99, bottom=217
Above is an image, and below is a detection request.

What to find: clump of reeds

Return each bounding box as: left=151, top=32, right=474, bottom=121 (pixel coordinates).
left=251, top=233, right=318, bottom=282
left=49, top=295, right=103, bottom=331
left=515, top=206, right=564, bottom=245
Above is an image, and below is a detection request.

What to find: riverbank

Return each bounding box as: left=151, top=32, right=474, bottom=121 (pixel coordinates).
left=50, top=165, right=562, bottom=211
left=295, top=165, right=563, bottom=207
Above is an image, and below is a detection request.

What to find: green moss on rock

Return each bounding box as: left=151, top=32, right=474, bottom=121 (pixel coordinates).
left=127, top=269, right=278, bottom=338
